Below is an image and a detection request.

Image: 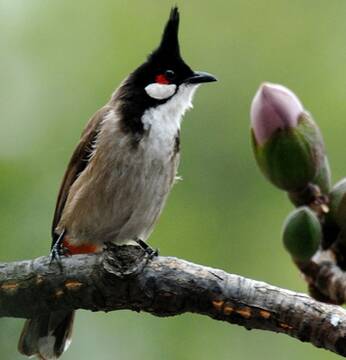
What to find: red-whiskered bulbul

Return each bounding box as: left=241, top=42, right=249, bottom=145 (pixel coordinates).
left=18, top=7, right=216, bottom=359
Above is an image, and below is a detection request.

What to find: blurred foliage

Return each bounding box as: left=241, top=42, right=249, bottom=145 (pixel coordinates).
left=1, top=0, right=346, bottom=359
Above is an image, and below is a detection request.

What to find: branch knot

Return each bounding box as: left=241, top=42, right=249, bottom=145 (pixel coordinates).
left=102, top=245, right=149, bottom=278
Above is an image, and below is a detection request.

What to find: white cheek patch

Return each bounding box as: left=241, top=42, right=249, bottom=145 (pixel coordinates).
left=145, top=83, right=177, bottom=100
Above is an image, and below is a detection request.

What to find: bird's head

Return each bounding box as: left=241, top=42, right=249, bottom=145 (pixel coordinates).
left=116, top=7, right=216, bottom=123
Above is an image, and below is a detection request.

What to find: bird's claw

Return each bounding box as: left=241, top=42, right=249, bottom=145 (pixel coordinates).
left=135, top=238, right=159, bottom=259
left=50, top=229, right=67, bottom=269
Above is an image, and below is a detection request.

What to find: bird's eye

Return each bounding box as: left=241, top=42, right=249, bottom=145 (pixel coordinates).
left=165, top=70, right=175, bottom=81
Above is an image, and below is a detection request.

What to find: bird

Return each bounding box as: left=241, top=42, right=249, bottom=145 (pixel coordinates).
left=18, top=6, right=216, bottom=360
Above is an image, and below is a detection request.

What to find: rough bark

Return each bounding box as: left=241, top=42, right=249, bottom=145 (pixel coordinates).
left=1, top=245, right=346, bottom=357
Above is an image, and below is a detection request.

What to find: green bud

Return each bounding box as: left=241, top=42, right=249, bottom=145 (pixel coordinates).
left=251, top=83, right=325, bottom=191
left=328, top=179, right=346, bottom=229
left=282, top=207, right=321, bottom=261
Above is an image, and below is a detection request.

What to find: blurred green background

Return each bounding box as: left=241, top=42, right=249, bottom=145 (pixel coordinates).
left=1, top=0, right=346, bottom=359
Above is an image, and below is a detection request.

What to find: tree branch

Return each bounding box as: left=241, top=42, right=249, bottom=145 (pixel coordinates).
left=1, top=245, right=346, bottom=357
left=295, top=250, right=346, bottom=305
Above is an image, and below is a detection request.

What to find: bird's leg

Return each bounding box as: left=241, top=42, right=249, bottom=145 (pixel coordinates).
left=135, top=238, right=159, bottom=258
left=50, top=229, right=67, bottom=267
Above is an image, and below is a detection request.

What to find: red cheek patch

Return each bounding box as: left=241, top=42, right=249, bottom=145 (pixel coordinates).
left=155, top=74, right=169, bottom=84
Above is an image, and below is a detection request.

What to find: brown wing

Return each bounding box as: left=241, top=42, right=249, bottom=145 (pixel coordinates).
left=51, top=106, right=111, bottom=247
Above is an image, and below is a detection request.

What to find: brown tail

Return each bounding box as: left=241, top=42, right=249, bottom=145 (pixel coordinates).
left=18, top=310, right=75, bottom=360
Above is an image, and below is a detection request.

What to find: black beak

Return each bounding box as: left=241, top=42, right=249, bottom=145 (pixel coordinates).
left=185, top=71, right=217, bottom=84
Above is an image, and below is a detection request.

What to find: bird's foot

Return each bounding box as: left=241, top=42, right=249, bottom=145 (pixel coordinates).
left=135, top=238, right=159, bottom=259
left=50, top=229, right=68, bottom=269
left=49, top=243, right=64, bottom=269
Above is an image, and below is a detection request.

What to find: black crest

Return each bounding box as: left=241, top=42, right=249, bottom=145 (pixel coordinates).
left=150, top=7, right=181, bottom=61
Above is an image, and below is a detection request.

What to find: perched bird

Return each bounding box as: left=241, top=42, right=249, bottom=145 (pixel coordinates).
left=18, top=6, right=216, bottom=360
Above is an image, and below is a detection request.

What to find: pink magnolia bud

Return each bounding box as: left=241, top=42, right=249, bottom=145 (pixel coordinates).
left=251, top=82, right=327, bottom=191
left=251, top=83, right=304, bottom=145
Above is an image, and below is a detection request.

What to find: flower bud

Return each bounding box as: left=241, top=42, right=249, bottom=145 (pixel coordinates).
left=251, top=83, right=325, bottom=191
left=251, top=83, right=303, bottom=146
left=282, top=207, right=321, bottom=261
